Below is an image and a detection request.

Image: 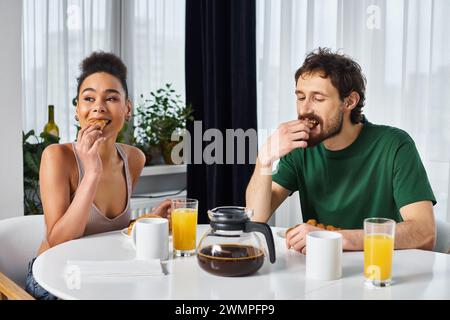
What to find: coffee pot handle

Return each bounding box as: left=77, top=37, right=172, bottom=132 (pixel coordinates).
left=245, top=222, right=276, bottom=263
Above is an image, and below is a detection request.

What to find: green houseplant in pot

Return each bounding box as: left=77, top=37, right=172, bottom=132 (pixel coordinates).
left=135, top=84, right=193, bottom=165
left=23, top=130, right=60, bottom=215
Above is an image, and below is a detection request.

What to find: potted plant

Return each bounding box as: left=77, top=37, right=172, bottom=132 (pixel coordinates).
left=23, top=130, right=60, bottom=215
left=134, top=84, right=193, bottom=165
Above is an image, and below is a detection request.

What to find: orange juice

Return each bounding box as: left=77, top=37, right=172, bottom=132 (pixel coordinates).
left=172, top=208, right=198, bottom=251
left=364, top=234, right=394, bottom=281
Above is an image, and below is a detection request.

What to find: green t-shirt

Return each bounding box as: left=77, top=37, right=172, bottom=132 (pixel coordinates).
left=272, top=120, right=436, bottom=229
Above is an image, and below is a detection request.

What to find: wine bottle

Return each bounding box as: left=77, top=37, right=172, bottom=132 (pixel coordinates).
left=43, top=105, right=59, bottom=137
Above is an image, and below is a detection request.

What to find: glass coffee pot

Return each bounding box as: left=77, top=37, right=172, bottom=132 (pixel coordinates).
left=197, top=206, right=276, bottom=277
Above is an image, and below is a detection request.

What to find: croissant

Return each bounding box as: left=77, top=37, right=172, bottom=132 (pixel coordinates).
left=285, top=219, right=341, bottom=237
left=88, top=118, right=109, bottom=130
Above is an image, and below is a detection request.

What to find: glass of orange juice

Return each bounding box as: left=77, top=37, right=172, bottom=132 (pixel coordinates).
left=171, top=198, right=198, bottom=257
left=364, top=218, right=396, bottom=287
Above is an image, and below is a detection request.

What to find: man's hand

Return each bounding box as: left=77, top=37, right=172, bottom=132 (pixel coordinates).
left=258, top=120, right=311, bottom=168
left=285, top=223, right=323, bottom=254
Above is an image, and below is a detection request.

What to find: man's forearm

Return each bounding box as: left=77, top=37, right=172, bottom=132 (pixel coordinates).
left=339, top=220, right=435, bottom=251
left=393, top=220, right=435, bottom=250
left=339, top=229, right=364, bottom=251
left=246, top=158, right=273, bottom=222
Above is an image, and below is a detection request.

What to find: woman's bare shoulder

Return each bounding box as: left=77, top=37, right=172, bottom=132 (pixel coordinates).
left=117, top=143, right=146, bottom=176
left=41, top=143, right=76, bottom=168
left=117, top=144, right=145, bottom=162
left=40, top=143, right=79, bottom=189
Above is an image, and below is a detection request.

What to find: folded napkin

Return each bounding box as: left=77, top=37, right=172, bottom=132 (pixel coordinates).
left=66, top=259, right=164, bottom=277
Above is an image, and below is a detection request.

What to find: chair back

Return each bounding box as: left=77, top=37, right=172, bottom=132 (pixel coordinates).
left=0, top=215, right=45, bottom=288
left=434, top=219, right=450, bottom=254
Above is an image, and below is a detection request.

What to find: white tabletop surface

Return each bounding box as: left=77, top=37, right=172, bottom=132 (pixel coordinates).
left=33, top=225, right=450, bottom=300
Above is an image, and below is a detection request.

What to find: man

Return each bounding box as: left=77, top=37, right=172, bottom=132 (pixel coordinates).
left=246, top=48, right=436, bottom=254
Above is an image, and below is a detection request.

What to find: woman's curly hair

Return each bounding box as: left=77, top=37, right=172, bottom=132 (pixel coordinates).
left=76, top=51, right=128, bottom=100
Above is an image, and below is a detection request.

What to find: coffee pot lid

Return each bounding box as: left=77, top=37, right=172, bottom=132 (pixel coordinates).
left=208, top=206, right=253, bottom=230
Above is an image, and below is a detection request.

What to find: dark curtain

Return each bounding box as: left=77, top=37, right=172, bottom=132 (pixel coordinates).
left=185, top=0, right=257, bottom=223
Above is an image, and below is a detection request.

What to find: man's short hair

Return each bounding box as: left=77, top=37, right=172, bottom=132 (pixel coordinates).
left=295, top=48, right=366, bottom=124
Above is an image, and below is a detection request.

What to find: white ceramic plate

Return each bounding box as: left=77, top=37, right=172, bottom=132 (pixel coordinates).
left=121, top=228, right=131, bottom=238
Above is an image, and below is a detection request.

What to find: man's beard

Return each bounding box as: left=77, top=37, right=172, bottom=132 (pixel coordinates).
left=307, top=109, right=344, bottom=148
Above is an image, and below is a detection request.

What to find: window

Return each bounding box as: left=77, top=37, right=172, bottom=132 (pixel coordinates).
left=257, top=0, right=450, bottom=223
left=22, top=0, right=185, bottom=143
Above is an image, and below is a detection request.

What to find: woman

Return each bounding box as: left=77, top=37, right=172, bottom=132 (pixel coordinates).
left=25, top=51, right=171, bottom=299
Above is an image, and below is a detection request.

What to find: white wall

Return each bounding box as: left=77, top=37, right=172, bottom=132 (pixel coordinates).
left=0, top=0, right=23, bottom=219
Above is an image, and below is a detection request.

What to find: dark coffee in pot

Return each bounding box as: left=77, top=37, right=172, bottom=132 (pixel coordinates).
left=197, top=244, right=264, bottom=277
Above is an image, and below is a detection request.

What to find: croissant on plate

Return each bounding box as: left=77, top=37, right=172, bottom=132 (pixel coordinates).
left=285, top=219, right=341, bottom=237
left=305, top=219, right=341, bottom=231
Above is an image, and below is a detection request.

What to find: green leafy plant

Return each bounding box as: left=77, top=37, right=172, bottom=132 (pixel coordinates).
left=23, top=130, right=60, bottom=215
left=134, top=83, right=193, bottom=164
left=117, top=121, right=134, bottom=144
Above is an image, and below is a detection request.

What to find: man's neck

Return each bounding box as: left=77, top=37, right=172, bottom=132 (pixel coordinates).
left=323, top=120, right=364, bottom=151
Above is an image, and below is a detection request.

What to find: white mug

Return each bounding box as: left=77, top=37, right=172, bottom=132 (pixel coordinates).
left=306, top=231, right=342, bottom=280
left=131, top=218, right=169, bottom=261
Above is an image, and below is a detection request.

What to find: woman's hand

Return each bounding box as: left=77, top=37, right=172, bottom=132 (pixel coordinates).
left=152, top=199, right=172, bottom=220
left=75, top=124, right=106, bottom=176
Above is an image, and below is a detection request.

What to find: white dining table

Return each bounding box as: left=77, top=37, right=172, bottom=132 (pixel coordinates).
left=33, top=224, right=450, bottom=300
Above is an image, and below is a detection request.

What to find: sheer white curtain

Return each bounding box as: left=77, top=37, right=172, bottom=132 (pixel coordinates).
left=257, top=0, right=450, bottom=226
left=121, top=0, right=186, bottom=106
left=22, top=0, right=120, bottom=143
left=22, top=0, right=186, bottom=143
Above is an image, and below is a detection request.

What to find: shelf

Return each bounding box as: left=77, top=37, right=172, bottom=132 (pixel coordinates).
left=140, top=164, right=187, bottom=177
